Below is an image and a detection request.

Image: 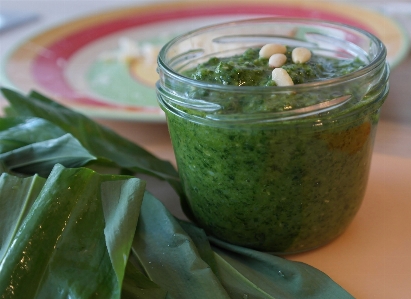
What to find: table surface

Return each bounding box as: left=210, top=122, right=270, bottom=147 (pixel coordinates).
left=1, top=1, right=411, bottom=298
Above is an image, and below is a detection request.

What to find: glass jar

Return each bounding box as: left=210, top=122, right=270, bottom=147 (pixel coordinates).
left=156, top=18, right=389, bottom=254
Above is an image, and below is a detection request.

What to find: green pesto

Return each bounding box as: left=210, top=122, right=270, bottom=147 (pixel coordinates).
left=184, top=48, right=365, bottom=86
left=164, top=47, right=382, bottom=253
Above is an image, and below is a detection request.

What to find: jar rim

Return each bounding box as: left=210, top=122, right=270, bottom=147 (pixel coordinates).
left=157, top=17, right=387, bottom=93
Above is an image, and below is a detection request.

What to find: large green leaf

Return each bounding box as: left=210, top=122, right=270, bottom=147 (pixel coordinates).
left=0, top=173, right=46, bottom=261
left=1, top=88, right=195, bottom=221
left=210, top=237, right=355, bottom=299
left=131, top=192, right=231, bottom=299
left=0, top=117, right=97, bottom=176
left=0, top=133, right=96, bottom=177
left=0, top=164, right=146, bottom=298
left=101, top=179, right=146, bottom=286
left=0, top=117, right=68, bottom=153
left=0, top=88, right=182, bottom=192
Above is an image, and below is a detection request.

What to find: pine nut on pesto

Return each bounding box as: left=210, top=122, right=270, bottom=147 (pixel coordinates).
left=156, top=18, right=389, bottom=254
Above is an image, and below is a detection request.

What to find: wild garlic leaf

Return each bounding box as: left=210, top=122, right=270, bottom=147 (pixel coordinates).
left=121, top=259, right=169, bottom=299
left=0, top=88, right=191, bottom=217
left=0, top=117, right=68, bottom=153
left=0, top=133, right=96, bottom=177
left=101, top=178, right=146, bottom=286
left=131, top=192, right=230, bottom=299
left=0, top=164, right=145, bottom=299
left=0, top=173, right=46, bottom=262
left=210, top=237, right=355, bottom=299
left=0, top=88, right=180, bottom=184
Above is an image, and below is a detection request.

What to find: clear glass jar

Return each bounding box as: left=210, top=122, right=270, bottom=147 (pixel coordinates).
left=156, top=18, right=389, bottom=254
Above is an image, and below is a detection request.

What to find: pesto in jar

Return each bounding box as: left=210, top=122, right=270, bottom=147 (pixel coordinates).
left=161, top=46, right=384, bottom=253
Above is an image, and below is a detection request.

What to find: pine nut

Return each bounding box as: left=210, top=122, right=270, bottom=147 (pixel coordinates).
left=268, top=53, right=287, bottom=68
left=292, top=47, right=311, bottom=64
left=259, top=43, right=287, bottom=58
left=272, top=68, right=294, bottom=86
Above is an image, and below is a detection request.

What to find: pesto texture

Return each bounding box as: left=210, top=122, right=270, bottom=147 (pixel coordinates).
left=184, top=48, right=365, bottom=86
left=167, top=112, right=377, bottom=252
left=161, top=46, right=385, bottom=253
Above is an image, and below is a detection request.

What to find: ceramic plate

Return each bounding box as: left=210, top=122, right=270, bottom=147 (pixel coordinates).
left=2, top=0, right=409, bottom=121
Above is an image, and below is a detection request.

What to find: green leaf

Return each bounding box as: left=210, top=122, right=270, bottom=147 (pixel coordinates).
left=178, top=220, right=220, bottom=279
left=212, top=253, right=277, bottom=299
left=121, top=260, right=169, bottom=299
left=0, top=116, right=96, bottom=176
left=0, top=173, right=46, bottom=261
left=210, top=237, right=355, bottom=299
left=0, top=88, right=181, bottom=185
left=131, top=192, right=231, bottom=299
left=0, top=87, right=194, bottom=220
left=0, top=133, right=97, bottom=177
left=101, top=178, right=145, bottom=287
left=0, top=164, right=146, bottom=298
left=0, top=117, right=68, bottom=153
